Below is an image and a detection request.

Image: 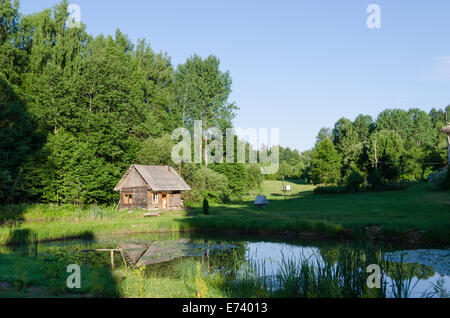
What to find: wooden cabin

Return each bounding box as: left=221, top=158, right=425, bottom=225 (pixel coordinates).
left=114, top=165, right=191, bottom=211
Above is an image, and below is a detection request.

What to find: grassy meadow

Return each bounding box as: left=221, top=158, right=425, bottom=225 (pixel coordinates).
left=0, top=180, right=449, bottom=245
left=0, top=181, right=449, bottom=298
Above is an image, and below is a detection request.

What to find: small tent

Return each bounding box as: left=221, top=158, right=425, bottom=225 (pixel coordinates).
left=254, top=195, right=269, bottom=207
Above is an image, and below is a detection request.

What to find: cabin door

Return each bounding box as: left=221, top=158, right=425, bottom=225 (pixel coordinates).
left=161, top=193, right=168, bottom=209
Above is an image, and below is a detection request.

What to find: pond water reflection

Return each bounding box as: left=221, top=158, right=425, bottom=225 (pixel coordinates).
left=245, top=241, right=449, bottom=298
left=3, top=232, right=449, bottom=298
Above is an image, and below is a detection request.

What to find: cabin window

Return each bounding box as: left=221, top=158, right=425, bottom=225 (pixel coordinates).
left=152, top=193, right=159, bottom=204
left=124, top=193, right=133, bottom=204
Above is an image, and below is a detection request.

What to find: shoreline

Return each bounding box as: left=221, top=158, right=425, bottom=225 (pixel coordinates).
left=2, top=225, right=449, bottom=248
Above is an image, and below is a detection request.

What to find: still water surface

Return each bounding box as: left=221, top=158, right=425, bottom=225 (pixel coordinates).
left=16, top=232, right=450, bottom=298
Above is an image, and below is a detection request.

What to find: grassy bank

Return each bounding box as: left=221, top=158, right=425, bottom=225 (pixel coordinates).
left=0, top=181, right=449, bottom=245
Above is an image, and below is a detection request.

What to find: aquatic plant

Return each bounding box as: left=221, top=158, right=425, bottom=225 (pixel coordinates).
left=195, top=262, right=208, bottom=298
left=134, top=264, right=147, bottom=298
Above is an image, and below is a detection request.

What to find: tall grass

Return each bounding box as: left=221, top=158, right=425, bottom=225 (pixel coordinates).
left=216, top=246, right=434, bottom=298
left=387, top=254, right=421, bottom=298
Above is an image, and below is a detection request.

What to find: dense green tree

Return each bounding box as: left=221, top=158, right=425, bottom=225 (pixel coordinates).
left=353, top=115, right=374, bottom=141
left=280, top=147, right=301, bottom=166
left=136, top=135, right=174, bottom=167
left=332, top=117, right=364, bottom=178
left=0, top=78, right=40, bottom=203
left=278, top=160, right=293, bottom=178
left=307, top=107, right=449, bottom=184
left=407, top=108, right=434, bottom=148
left=316, top=127, right=332, bottom=144
left=375, top=109, right=413, bottom=137
left=134, top=39, right=177, bottom=137
left=210, top=163, right=247, bottom=197
left=245, top=164, right=264, bottom=192
left=175, top=54, right=237, bottom=131
left=310, top=139, right=341, bottom=185
left=296, top=150, right=313, bottom=182
left=39, top=130, right=119, bottom=204
left=0, top=1, right=42, bottom=203
left=175, top=54, right=237, bottom=165
left=368, top=130, right=404, bottom=181
left=185, top=167, right=229, bottom=203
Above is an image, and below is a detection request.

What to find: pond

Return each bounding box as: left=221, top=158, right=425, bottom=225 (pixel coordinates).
left=245, top=241, right=450, bottom=298
left=2, top=232, right=449, bottom=298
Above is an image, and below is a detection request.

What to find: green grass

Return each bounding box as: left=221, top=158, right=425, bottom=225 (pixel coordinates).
left=0, top=181, right=449, bottom=245
left=186, top=180, right=450, bottom=243
left=232, top=180, right=450, bottom=243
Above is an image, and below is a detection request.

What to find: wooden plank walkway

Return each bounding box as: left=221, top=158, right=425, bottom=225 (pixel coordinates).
left=144, top=212, right=162, bottom=217
left=117, top=243, right=148, bottom=266
left=81, top=249, right=126, bottom=269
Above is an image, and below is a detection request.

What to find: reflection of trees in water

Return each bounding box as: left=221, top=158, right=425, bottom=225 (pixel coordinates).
left=318, top=245, right=435, bottom=281
left=22, top=237, right=248, bottom=276
left=319, top=245, right=383, bottom=266
left=137, top=239, right=247, bottom=278
left=207, top=241, right=247, bottom=276
left=39, top=243, right=118, bottom=267
left=0, top=239, right=120, bottom=296
left=385, top=262, right=435, bottom=280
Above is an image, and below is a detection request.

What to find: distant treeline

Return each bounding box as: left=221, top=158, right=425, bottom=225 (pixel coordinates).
left=271, top=107, right=450, bottom=186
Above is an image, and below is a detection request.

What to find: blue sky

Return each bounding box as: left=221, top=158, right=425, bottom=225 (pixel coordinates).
left=19, top=0, right=450, bottom=151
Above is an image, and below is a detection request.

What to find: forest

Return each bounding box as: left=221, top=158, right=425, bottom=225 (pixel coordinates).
left=276, top=107, right=450, bottom=190
left=1, top=0, right=449, bottom=207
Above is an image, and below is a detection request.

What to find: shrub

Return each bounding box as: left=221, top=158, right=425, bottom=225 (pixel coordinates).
left=314, top=178, right=408, bottom=195
left=428, top=168, right=448, bottom=191
left=210, top=163, right=248, bottom=198
left=379, top=181, right=408, bottom=191
left=202, top=198, right=209, bottom=215
left=136, top=135, right=174, bottom=166
left=367, top=170, right=383, bottom=191
left=183, top=167, right=229, bottom=204
left=246, top=164, right=264, bottom=193
left=314, top=186, right=348, bottom=195
left=445, top=168, right=450, bottom=190
left=345, top=171, right=365, bottom=193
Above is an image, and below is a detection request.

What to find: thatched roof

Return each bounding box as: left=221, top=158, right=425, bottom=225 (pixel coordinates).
left=114, top=165, right=191, bottom=192
left=442, top=124, right=450, bottom=135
